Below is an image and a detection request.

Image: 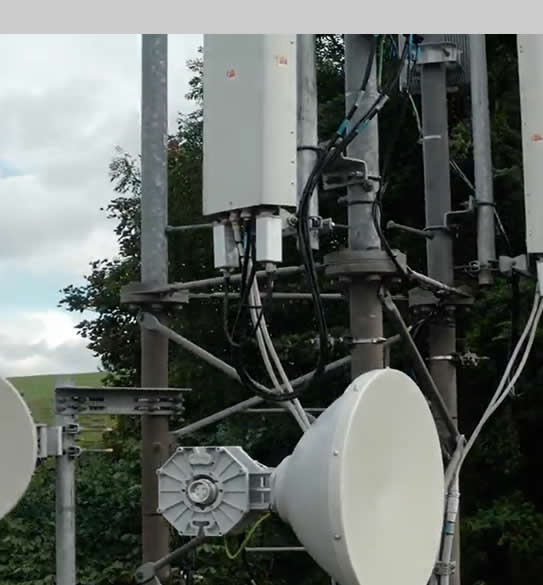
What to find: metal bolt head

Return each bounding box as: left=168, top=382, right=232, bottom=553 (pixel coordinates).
left=361, top=179, right=373, bottom=192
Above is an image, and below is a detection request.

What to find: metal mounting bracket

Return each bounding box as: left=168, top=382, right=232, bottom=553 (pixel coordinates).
left=325, top=249, right=407, bottom=277
left=455, top=260, right=485, bottom=276
left=425, top=352, right=488, bottom=367
left=426, top=355, right=456, bottom=363
left=498, top=254, right=531, bottom=278
left=408, top=286, right=473, bottom=309
left=418, top=41, right=460, bottom=66
left=36, top=424, right=64, bottom=460
left=67, top=446, right=82, bottom=460
left=55, top=385, right=188, bottom=416
left=36, top=423, right=88, bottom=460
left=397, top=198, right=474, bottom=241
left=434, top=560, right=457, bottom=576
left=322, top=153, right=368, bottom=191
left=387, top=220, right=434, bottom=240
left=344, top=336, right=387, bottom=345
left=457, top=352, right=490, bottom=368
left=120, top=281, right=189, bottom=306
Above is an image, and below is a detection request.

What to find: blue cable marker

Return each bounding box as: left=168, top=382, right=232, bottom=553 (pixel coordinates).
left=337, top=119, right=348, bottom=136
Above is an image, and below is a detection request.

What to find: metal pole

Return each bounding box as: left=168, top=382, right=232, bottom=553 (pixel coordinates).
left=380, top=292, right=458, bottom=446
left=470, top=34, right=496, bottom=286
left=140, top=34, right=170, bottom=569
left=56, top=415, right=76, bottom=585
left=344, top=35, right=383, bottom=378
left=297, top=34, right=319, bottom=249
left=420, top=35, right=460, bottom=585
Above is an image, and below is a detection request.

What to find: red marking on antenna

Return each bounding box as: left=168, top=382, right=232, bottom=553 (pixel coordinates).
left=531, top=133, right=543, bottom=142
left=226, top=69, right=236, bottom=79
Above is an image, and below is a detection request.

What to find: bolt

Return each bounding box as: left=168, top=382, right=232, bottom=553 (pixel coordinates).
left=334, top=534, right=341, bottom=540
left=333, top=450, right=339, bottom=456
left=361, top=179, right=373, bottom=192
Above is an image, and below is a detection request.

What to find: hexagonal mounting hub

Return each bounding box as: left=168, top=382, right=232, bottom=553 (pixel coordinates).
left=157, top=446, right=272, bottom=537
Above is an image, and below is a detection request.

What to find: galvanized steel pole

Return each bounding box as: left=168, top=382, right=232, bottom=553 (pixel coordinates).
left=297, top=34, right=319, bottom=249
left=420, top=34, right=460, bottom=585
left=55, top=415, right=76, bottom=585
left=470, top=34, right=496, bottom=286
left=344, top=35, right=384, bottom=378
left=140, top=34, right=170, bottom=569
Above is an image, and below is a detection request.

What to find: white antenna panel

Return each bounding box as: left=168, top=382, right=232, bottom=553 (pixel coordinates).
left=0, top=377, right=37, bottom=519
left=202, top=34, right=297, bottom=216
left=518, top=35, right=543, bottom=255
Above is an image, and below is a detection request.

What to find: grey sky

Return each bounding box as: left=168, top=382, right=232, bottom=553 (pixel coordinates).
left=0, top=34, right=201, bottom=377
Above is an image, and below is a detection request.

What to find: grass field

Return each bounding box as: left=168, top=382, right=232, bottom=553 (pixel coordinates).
left=8, top=371, right=104, bottom=424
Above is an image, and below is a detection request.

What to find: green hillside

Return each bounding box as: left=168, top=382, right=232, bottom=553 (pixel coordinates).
left=9, top=371, right=104, bottom=424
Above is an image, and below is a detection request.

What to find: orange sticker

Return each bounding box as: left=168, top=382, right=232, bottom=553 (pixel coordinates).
left=274, top=55, right=288, bottom=66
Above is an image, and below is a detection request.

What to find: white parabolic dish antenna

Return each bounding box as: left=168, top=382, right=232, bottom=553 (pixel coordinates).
left=272, top=368, right=445, bottom=585
left=0, top=377, right=37, bottom=520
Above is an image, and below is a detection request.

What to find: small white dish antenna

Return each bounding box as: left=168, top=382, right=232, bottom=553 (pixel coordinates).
left=272, top=368, right=445, bottom=585
left=0, top=376, right=37, bottom=520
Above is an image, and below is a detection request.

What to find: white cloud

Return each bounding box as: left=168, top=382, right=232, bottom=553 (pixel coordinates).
left=0, top=34, right=201, bottom=276
left=0, top=309, right=99, bottom=377
left=0, top=34, right=202, bottom=376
